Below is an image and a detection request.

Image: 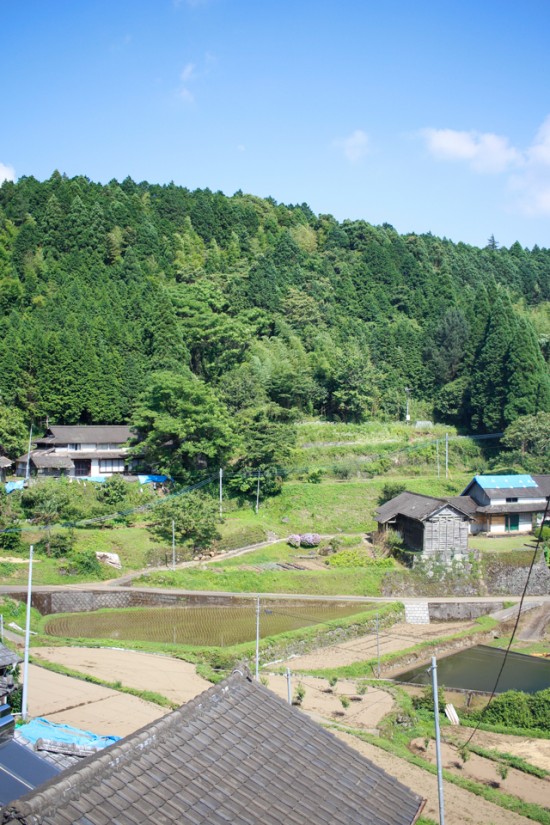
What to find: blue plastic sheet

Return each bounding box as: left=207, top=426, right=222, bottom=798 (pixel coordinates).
left=5, top=480, right=25, bottom=494
left=18, top=718, right=120, bottom=749
left=138, top=474, right=169, bottom=484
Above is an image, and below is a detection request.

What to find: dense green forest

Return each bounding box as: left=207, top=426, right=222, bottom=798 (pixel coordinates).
left=0, top=172, right=549, bottom=474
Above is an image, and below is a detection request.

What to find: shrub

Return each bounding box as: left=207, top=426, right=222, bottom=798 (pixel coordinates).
left=293, top=683, right=305, bottom=706
left=378, top=482, right=406, bottom=506
left=35, top=530, right=75, bottom=558
left=306, top=469, right=324, bottom=484
left=61, top=549, right=103, bottom=577
left=340, top=695, right=350, bottom=710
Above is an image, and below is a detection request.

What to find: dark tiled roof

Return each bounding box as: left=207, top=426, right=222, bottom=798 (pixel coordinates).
left=22, top=451, right=74, bottom=469
left=376, top=491, right=471, bottom=523
left=532, top=475, right=550, bottom=497
left=36, top=426, right=132, bottom=445
left=1, top=673, right=423, bottom=825
left=445, top=495, right=478, bottom=516
left=0, top=646, right=21, bottom=671
left=481, top=486, right=546, bottom=501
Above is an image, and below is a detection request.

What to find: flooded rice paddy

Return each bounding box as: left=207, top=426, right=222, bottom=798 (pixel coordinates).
left=394, top=644, right=550, bottom=694
left=44, top=601, right=368, bottom=647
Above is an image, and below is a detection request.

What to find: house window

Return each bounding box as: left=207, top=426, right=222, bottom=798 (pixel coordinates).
left=506, top=497, right=518, bottom=503
left=99, top=459, right=124, bottom=473
left=68, top=444, right=81, bottom=451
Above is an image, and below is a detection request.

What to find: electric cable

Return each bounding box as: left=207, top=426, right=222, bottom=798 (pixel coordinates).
left=460, top=494, right=550, bottom=747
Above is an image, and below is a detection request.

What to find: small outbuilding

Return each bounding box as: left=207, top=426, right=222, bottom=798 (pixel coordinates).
left=376, top=491, right=471, bottom=558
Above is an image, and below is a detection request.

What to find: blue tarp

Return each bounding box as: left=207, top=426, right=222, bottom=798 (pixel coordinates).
left=474, top=474, right=537, bottom=490
left=76, top=476, right=106, bottom=483
left=138, top=474, right=169, bottom=485
left=5, top=480, right=25, bottom=494
left=18, top=718, right=120, bottom=749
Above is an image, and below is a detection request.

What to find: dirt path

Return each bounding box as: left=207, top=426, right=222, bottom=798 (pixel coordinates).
left=31, top=647, right=211, bottom=705
left=271, top=620, right=476, bottom=672
left=334, top=730, right=535, bottom=825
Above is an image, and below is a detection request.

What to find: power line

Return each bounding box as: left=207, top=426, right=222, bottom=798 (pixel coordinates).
left=460, top=495, right=550, bottom=748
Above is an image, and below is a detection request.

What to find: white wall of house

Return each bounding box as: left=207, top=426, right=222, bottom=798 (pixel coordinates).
left=488, top=513, right=533, bottom=534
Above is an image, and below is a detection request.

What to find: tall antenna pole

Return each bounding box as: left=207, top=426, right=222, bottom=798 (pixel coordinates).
left=219, top=468, right=223, bottom=521
left=436, top=440, right=440, bottom=478
left=22, top=545, right=34, bottom=722
left=255, top=595, right=260, bottom=680
left=286, top=667, right=292, bottom=704
left=25, top=425, right=33, bottom=484
left=445, top=433, right=449, bottom=479
left=430, top=656, right=445, bottom=825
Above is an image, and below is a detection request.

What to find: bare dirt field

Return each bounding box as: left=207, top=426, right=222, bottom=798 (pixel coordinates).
left=411, top=737, right=550, bottom=808
left=334, top=730, right=536, bottom=825
left=31, top=646, right=211, bottom=705
left=273, top=619, right=476, bottom=672
left=263, top=673, right=394, bottom=730
left=26, top=664, right=168, bottom=736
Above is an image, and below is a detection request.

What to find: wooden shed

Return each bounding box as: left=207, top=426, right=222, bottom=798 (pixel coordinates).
left=376, top=491, right=472, bottom=558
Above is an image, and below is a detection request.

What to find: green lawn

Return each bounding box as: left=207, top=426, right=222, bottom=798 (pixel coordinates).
left=469, top=534, right=536, bottom=552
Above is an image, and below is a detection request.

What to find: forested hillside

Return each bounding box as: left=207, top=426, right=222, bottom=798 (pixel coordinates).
left=0, top=172, right=548, bottom=468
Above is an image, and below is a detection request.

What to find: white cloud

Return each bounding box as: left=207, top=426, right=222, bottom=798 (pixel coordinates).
left=422, top=127, right=521, bottom=174
left=420, top=116, right=550, bottom=216
left=334, top=129, right=369, bottom=163
left=0, top=163, right=15, bottom=184
left=178, top=62, right=196, bottom=102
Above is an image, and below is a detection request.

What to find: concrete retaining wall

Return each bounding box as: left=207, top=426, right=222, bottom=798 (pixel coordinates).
left=428, top=601, right=504, bottom=621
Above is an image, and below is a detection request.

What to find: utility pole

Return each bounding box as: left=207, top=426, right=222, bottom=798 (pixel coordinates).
left=25, top=425, right=33, bottom=484
left=255, top=470, right=261, bottom=515
left=255, top=595, right=260, bottom=680
left=171, top=520, right=176, bottom=570
left=219, top=468, right=223, bottom=521
left=445, top=433, right=449, bottom=479
left=286, top=667, right=292, bottom=704
left=430, top=656, right=445, bottom=825
left=405, top=387, right=411, bottom=423
left=0, top=614, right=3, bottom=643
left=22, top=545, right=34, bottom=722
left=376, top=612, right=381, bottom=678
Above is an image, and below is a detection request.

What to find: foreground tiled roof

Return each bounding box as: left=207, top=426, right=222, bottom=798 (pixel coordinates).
left=1, top=673, right=424, bottom=825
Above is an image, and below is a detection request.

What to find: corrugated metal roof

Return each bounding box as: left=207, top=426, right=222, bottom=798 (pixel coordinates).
left=0, top=673, right=424, bottom=825
left=474, top=474, right=537, bottom=490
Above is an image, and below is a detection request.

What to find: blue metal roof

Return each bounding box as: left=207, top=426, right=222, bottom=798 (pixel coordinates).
left=474, top=474, right=537, bottom=490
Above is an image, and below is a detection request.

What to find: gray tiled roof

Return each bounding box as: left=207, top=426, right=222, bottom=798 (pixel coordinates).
left=532, top=475, right=550, bottom=498
left=0, top=458, right=12, bottom=469
left=0, top=646, right=21, bottom=670
left=36, top=426, right=132, bottom=445
left=1, top=673, right=424, bottom=825
left=376, top=491, right=472, bottom=523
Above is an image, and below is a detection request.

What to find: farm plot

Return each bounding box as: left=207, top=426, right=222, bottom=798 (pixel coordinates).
left=44, top=601, right=370, bottom=647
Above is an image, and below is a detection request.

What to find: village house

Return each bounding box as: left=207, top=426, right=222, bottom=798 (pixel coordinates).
left=0, top=671, right=424, bottom=825
left=376, top=491, right=472, bottom=558
left=461, top=474, right=550, bottom=535
left=16, top=426, right=132, bottom=479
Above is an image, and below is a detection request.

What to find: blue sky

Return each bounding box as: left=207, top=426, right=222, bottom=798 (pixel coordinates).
left=2, top=0, right=550, bottom=248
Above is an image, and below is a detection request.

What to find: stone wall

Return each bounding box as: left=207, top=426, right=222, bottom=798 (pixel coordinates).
left=482, top=554, right=550, bottom=596
left=428, top=601, right=504, bottom=621
left=8, top=589, right=255, bottom=616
